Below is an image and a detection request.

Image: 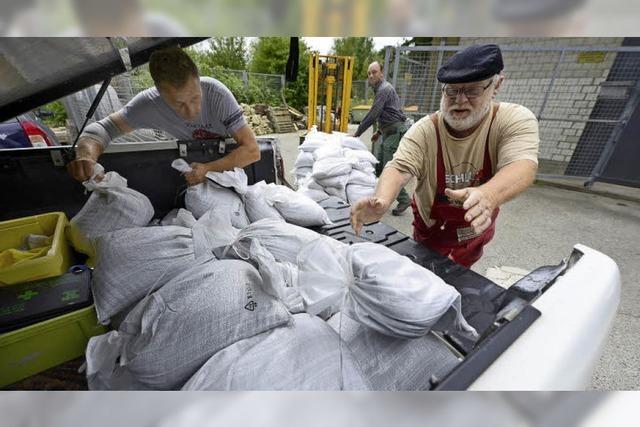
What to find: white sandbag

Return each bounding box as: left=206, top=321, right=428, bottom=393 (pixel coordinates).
left=91, top=221, right=217, bottom=324
left=306, top=178, right=324, bottom=191
left=340, top=136, right=368, bottom=151
left=352, top=161, right=376, bottom=174
left=327, top=312, right=460, bottom=390
left=172, top=161, right=250, bottom=228
left=245, top=239, right=303, bottom=313
left=218, top=218, right=329, bottom=264
left=67, top=164, right=154, bottom=258
left=314, top=173, right=351, bottom=189
left=184, top=182, right=249, bottom=228
left=264, top=185, right=331, bottom=227
left=294, top=151, right=314, bottom=168
left=296, top=176, right=330, bottom=203
left=344, top=149, right=378, bottom=165
left=160, top=208, right=196, bottom=228
left=312, top=143, right=343, bottom=161
left=296, top=186, right=330, bottom=203
left=293, top=166, right=313, bottom=184
left=346, top=184, right=375, bottom=204
left=244, top=181, right=284, bottom=223
left=312, top=157, right=355, bottom=180
left=183, top=313, right=369, bottom=390
left=315, top=174, right=350, bottom=201
left=348, top=169, right=377, bottom=187
left=205, top=167, right=249, bottom=195
left=296, top=239, right=477, bottom=339
left=85, top=258, right=292, bottom=390
left=324, top=185, right=348, bottom=201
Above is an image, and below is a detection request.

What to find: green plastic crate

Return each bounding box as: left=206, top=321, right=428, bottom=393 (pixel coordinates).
left=0, top=305, right=107, bottom=388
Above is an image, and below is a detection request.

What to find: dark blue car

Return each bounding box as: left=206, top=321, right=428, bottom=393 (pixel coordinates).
left=0, top=112, right=60, bottom=149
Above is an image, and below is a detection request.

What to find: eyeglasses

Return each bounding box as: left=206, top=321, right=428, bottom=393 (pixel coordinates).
left=442, top=79, right=494, bottom=99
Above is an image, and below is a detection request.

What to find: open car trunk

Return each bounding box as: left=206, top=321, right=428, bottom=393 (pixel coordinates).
left=0, top=140, right=620, bottom=390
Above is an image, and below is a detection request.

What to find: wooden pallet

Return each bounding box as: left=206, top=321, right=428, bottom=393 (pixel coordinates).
left=268, top=107, right=296, bottom=133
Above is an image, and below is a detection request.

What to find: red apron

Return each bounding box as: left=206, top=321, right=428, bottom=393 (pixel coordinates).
left=412, top=104, right=500, bottom=268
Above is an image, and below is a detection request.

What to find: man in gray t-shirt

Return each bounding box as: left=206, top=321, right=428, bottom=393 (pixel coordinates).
left=68, top=46, right=259, bottom=186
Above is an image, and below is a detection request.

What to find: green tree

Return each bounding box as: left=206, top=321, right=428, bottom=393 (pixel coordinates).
left=249, top=37, right=310, bottom=111
left=208, top=37, right=247, bottom=70
left=331, top=37, right=381, bottom=80
left=249, top=37, right=291, bottom=74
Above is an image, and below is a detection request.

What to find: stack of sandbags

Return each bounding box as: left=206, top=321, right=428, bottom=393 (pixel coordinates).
left=172, top=160, right=331, bottom=228
left=293, top=128, right=378, bottom=205
left=85, top=258, right=292, bottom=390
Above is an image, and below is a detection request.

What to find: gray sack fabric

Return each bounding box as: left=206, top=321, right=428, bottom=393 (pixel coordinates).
left=183, top=313, right=370, bottom=390
left=217, top=218, right=330, bottom=264
left=85, top=258, right=292, bottom=390
left=92, top=225, right=211, bottom=325
left=327, top=312, right=461, bottom=390
left=297, top=240, right=476, bottom=339
left=67, top=169, right=154, bottom=257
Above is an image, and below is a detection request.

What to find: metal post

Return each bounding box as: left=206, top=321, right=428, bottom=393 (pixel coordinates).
left=585, top=79, right=640, bottom=188
left=430, top=39, right=446, bottom=113
left=537, top=49, right=565, bottom=120
left=383, top=46, right=392, bottom=81
left=392, top=46, right=401, bottom=88
left=242, top=71, right=249, bottom=90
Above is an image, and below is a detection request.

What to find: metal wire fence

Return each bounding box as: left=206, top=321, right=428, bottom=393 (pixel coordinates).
left=384, top=40, right=640, bottom=186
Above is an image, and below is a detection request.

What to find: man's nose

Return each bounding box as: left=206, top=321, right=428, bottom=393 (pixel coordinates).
left=454, top=91, right=469, bottom=103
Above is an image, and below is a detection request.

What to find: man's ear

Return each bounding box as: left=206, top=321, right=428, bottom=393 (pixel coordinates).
left=494, top=72, right=505, bottom=91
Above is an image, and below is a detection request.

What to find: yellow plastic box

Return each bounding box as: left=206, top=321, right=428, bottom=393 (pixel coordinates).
left=0, top=305, right=107, bottom=388
left=0, top=212, right=73, bottom=286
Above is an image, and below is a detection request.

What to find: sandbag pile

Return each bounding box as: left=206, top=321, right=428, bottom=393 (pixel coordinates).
left=293, top=128, right=379, bottom=204
left=86, top=258, right=292, bottom=390
left=74, top=161, right=469, bottom=391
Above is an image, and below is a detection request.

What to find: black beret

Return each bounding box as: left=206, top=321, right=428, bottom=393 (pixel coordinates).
left=437, top=44, right=504, bottom=84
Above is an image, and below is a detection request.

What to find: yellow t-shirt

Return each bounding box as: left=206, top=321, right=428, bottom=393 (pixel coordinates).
left=387, top=102, right=539, bottom=227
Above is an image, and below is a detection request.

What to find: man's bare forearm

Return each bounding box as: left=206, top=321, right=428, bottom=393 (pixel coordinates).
left=480, top=159, right=537, bottom=206
left=76, top=138, right=104, bottom=160
left=374, top=166, right=413, bottom=209
left=205, top=142, right=260, bottom=173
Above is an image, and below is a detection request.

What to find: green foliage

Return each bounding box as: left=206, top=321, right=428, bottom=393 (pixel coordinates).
left=331, top=37, right=382, bottom=80
left=130, top=64, right=154, bottom=92
left=208, top=38, right=247, bottom=70
left=249, top=37, right=310, bottom=111
left=39, top=100, right=67, bottom=128
left=208, top=66, right=283, bottom=106
left=249, top=37, right=291, bottom=74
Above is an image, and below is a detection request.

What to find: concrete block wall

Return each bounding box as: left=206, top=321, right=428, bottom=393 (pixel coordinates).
left=460, top=37, right=624, bottom=163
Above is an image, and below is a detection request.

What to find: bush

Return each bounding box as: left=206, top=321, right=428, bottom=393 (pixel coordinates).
left=39, top=100, right=67, bottom=128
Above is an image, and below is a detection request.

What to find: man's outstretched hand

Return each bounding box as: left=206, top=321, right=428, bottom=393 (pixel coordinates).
left=445, top=187, right=497, bottom=234
left=350, top=196, right=389, bottom=236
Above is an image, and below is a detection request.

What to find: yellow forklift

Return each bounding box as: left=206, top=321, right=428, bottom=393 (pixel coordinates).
left=307, top=53, right=354, bottom=134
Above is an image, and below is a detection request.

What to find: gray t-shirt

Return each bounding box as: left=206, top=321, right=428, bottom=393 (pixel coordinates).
left=120, top=76, right=246, bottom=141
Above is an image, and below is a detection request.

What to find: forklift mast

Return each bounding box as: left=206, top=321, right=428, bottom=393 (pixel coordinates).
left=307, top=53, right=354, bottom=133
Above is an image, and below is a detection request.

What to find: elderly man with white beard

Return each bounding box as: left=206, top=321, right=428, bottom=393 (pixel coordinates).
left=350, top=44, right=539, bottom=267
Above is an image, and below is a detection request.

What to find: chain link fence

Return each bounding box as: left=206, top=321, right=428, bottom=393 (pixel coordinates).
left=62, top=67, right=286, bottom=143
left=351, top=80, right=370, bottom=104
left=384, top=39, right=640, bottom=187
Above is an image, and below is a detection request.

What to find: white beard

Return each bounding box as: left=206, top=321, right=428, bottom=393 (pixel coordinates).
left=440, top=97, right=492, bottom=132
